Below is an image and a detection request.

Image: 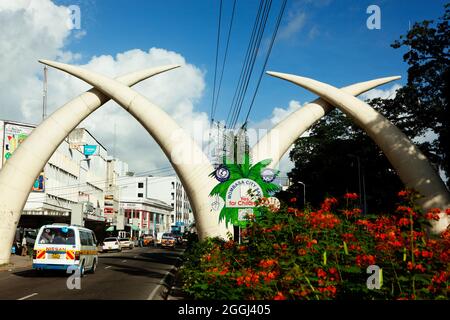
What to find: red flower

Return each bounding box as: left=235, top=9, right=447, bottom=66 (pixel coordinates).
left=317, top=268, right=327, bottom=279
left=344, top=192, right=359, bottom=200
left=398, top=190, right=409, bottom=197
left=273, top=292, right=287, bottom=300
left=287, top=207, right=297, bottom=213
left=356, top=254, right=376, bottom=267
left=397, top=217, right=410, bottom=227
left=297, top=248, right=307, bottom=256
left=290, top=197, right=297, bottom=203
left=446, top=208, right=450, bottom=215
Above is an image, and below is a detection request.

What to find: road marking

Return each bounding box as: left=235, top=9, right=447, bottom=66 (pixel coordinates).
left=122, top=260, right=127, bottom=263
left=134, top=256, right=138, bottom=258
left=105, top=266, right=111, bottom=269
left=17, top=293, right=38, bottom=300
left=147, top=267, right=175, bottom=300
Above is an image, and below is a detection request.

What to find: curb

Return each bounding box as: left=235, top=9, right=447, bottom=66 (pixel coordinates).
left=147, top=255, right=184, bottom=300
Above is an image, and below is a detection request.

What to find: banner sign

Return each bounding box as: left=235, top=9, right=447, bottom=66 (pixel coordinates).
left=83, top=144, right=97, bottom=156
left=209, top=151, right=280, bottom=227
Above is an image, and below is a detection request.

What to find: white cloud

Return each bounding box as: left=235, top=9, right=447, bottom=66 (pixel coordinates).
left=278, top=10, right=307, bottom=40
left=359, top=84, right=402, bottom=101
left=0, top=0, right=210, bottom=173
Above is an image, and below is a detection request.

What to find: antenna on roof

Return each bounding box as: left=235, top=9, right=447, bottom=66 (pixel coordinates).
left=42, top=66, right=48, bottom=121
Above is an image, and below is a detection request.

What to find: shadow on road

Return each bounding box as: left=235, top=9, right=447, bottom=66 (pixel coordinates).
left=101, top=249, right=183, bottom=266
left=13, top=269, right=69, bottom=278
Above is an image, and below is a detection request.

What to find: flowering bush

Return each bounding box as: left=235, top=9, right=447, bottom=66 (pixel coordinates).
left=180, top=190, right=449, bottom=300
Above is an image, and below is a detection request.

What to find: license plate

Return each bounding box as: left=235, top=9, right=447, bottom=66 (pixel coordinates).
left=51, top=253, right=60, bottom=259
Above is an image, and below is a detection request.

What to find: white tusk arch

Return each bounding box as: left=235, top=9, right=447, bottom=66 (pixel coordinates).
left=0, top=64, right=181, bottom=265
left=38, top=60, right=229, bottom=244
left=251, top=76, right=401, bottom=167
left=267, top=71, right=450, bottom=234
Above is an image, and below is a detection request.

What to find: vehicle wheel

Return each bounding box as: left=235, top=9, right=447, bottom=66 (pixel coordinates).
left=90, top=259, right=97, bottom=274
left=79, top=261, right=85, bottom=277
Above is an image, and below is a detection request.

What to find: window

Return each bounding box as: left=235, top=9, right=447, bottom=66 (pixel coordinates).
left=80, top=231, right=90, bottom=246
left=138, top=182, right=144, bottom=188
left=38, top=227, right=75, bottom=245
left=138, top=193, right=144, bottom=198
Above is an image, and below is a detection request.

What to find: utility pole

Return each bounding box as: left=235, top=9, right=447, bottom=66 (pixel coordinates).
left=42, top=66, right=48, bottom=121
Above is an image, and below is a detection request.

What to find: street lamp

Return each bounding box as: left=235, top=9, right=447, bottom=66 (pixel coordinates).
left=297, top=181, right=306, bottom=208
left=349, top=154, right=367, bottom=215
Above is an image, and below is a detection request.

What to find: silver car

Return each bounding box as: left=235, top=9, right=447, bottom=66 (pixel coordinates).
left=119, top=237, right=134, bottom=249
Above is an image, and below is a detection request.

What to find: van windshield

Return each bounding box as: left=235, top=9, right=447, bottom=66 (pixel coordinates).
left=38, top=227, right=75, bottom=245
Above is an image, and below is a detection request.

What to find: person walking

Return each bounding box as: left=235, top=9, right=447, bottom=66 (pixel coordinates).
left=139, top=234, right=144, bottom=247
left=21, top=236, right=27, bottom=256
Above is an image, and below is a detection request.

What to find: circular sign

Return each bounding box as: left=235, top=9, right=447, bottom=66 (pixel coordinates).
left=215, top=165, right=230, bottom=182
left=261, top=168, right=276, bottom=183
left=225, top=179, right=263, bottom=208
left=260, top=196, right=281, bottom=212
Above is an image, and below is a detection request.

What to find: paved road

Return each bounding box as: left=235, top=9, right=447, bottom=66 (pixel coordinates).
left=0, top=246, right=184, bottom=300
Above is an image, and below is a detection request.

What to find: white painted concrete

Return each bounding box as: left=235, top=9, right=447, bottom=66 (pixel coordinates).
left=267, top=71, right=450, bottom=234
left=0, top=65, right=179, bottom=264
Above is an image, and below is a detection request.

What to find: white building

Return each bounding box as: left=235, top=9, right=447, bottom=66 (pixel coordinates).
left=117, top=175, right=192, bottom=232
left=0, top=120, right=127, bottom=230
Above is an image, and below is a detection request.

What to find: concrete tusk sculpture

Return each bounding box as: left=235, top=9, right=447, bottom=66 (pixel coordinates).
left=267, top=71, right=450, bottom=234
left=251, top=76, right=401, bottom=168
left=0, top=64, right=181, bottom=264
left=0, top=60, right=411, bottom=264
left=37, top=59, right=231, bottom=247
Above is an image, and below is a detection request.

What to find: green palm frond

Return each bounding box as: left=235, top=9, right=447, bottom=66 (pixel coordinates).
left=248, top=159, right=272, bottom=180
left=210, top=154, right=281, bottom=227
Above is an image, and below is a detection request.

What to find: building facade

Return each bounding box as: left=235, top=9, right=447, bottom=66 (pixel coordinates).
left=0, top=120, right=124, bottom=231
left=117, top=175, right=192, bottom=232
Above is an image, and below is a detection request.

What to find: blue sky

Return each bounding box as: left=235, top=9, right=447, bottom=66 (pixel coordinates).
left=53, top=0, right=448, bottom=125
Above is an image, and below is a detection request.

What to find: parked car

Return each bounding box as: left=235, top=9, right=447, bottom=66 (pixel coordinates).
left=155, top=232, right=165, bottom=245
left=101, top=237, right=122, bottom=252
left=33, top=224, right=98, bottom=275
left=119, top=237, right=134, bottom=249
left=143, top=235, right=154, bottom=246
left=161, top=233, right=176, bottom=248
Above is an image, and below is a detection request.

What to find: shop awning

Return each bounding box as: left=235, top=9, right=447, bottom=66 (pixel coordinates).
left=105, top=226, right=115, bottom=232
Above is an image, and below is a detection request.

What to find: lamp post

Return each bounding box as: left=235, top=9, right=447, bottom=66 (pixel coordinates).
left=298, top=181, right=306, bottom=208
left=349, top=154, right=367, bottom=215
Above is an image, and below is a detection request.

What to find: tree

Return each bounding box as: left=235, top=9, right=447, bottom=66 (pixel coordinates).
left=391, top=3, right=450, bottom=187
left=281, top=3, right=450, bottom=210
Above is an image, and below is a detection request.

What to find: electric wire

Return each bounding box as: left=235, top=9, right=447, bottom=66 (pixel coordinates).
left=242, top=0, right=287, bottom=126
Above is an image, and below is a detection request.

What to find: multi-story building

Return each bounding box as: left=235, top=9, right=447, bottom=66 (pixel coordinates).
left=0, top=120, right=127, bottom=233
left=116, top=176, right=173, bottom=236
left=116, top=175, right=192, bottom=231
left=145, top=176, right=192, bottom=230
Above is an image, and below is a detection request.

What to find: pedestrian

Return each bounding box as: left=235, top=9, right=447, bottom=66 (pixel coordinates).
left=21, top=236, right=27, bottom=256
left=139, top=234, right=144, bottom=247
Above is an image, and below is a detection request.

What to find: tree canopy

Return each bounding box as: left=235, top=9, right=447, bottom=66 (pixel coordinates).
left=281, top=3, right=450, bottom=212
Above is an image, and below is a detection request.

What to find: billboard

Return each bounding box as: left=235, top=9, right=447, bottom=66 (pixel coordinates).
left=2, top=122, right=34, bottom=163
left=2, top=122, right=45, bottom=192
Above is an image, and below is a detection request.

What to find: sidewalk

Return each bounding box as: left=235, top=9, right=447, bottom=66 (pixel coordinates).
left=0, top=254, right=32, bottom=272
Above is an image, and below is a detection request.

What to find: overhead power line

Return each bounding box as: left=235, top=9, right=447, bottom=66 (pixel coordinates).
left=211, top=0, right=237, bottom=122
left=243, top=0, right=287, bottom=126
left=225, top=0, right=265, bottom=127
left=227, top=0, right=273, bottom=129
left=210, top=0, right=223, bottom=123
